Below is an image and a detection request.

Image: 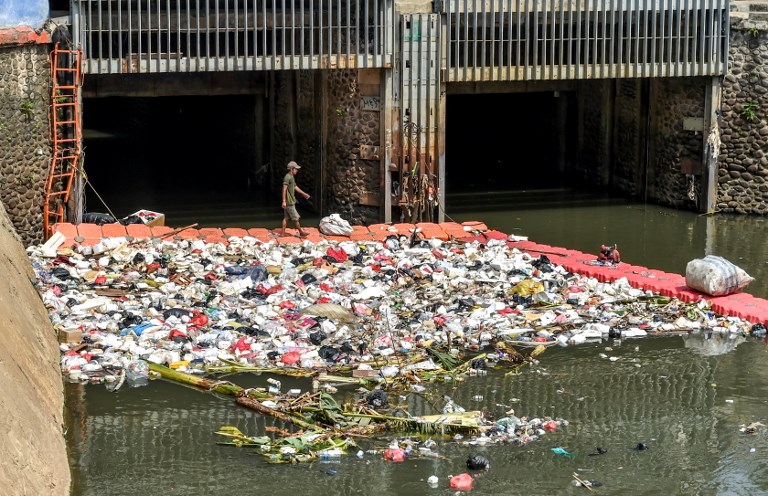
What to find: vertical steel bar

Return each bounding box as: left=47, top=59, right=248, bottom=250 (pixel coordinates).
left=609, top=0, right=615, bottom=78
left=337, top=0, right=342, bottom=68
left=368, top=0, right=373, bottom=63
left=722, top=0, right=730, bottom=75
left=281, top=0, right=286, bottom=65
left=310, top=0, right=315, bottom=62
left=664, top=0, right=672, bottom=75
left=542, top=0, right=548, bottom=78
left=484, top=2, right=488, bottom=79
left=234, top=0, right=240, bottom=68
left=346, top=0, right=351, bottom=61
left=96, top=0, right=102, bottom=72
left=117, top=0, right=123, bottom=72
left=584, top=0, right=590, bottom=78
left=617, top=0, right=623, bottom=73
left=290, top=0, right=295, bottom=68
left=491, top=0, right=497, bottom=79
left=221, top=0, right=226, bottom=69
left=137, top=0, right=143, bottom=72
left=299, top=0, right=305, bottom=67
left=575, top=0, right=581, bottom=77
left=532, top=0, right=538, bottom=75
left=166, top=0, right=172, bottom=71
left=523, top=0, right=533, bottom=73
left=180, top=0, right=185, bottom=71
left=213, top=0, right=220, bottom=71
left=565, top=0, right=572, bottom=68
left=706, top=0, right=715, bottom=76
left=472, top=0, right=478, bottom=80
left=633, top=0, right=639, bottom=75
left=106, top=0, right=112, bottom=71
left=600, top=0, right=606, bottom=78
left=683, top=0, right=690, bottom=75
left=506, top=0, right=512, bottom=80
left=355, top=0, right=360, bottom=64
left=461, top=0, right=468, bottom=81
left=243, top=0, right=249, bottom=64
left=271, top=0, right=277, bottom=69
left=206, top=0, right=211, bottom=70
left=697, top=0, right=704, bottom=74
left=659, top=0, right=666, bottom=75
left=549, top=0, right=555, bottom=79
left=559, top=0, right=564, bottom=79
left=327, top=0, right=333, bottom=68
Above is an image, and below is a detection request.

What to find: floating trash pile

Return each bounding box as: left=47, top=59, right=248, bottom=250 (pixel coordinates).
left=27, top=233, right=756, bottom=386
left=24, top=232, right=762, bottom=474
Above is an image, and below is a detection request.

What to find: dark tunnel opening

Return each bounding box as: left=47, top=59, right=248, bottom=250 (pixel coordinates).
left=445, top=91, right=578, bottom=194
left=81, top=95, right=270, bottom=225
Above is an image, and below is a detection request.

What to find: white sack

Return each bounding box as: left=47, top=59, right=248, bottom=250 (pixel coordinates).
left=319, top=213, right=353, bottom=236
left=685, top=255, right=754, bottom=296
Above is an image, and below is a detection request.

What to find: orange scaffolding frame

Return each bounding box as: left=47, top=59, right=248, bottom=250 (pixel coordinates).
left=44, top=43, right=83, bottom=239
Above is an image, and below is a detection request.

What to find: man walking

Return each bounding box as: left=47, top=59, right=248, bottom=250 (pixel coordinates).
left=281, top=161, right=311, bottom=237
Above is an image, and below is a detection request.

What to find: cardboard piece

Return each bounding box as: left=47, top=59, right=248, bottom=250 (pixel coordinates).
left=130, top=209, right=165, bottom=227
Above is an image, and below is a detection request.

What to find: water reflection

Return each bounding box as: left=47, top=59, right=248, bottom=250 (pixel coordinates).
left=68, top=336, right=768, bottom=496
left=682, top=332, right=747, bottom=356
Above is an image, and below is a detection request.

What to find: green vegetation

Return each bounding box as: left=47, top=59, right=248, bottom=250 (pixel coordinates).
left=20, top=100, right=35, bottom=120
left=741, top=102, right=759, bottom=122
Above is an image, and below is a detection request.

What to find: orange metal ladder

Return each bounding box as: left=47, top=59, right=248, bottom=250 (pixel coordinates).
left=44, top=44, right=83, bottom=239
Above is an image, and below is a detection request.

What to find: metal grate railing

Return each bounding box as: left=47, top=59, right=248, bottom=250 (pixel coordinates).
left=73, top=0, right=395, bottom=74
left=441, top=0, right=730, bottom=82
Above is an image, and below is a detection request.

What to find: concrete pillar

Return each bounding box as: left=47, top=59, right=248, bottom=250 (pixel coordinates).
left=702, top=76, right=721, bottom=214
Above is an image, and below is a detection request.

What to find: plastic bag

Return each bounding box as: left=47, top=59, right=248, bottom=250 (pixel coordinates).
left=319, top=213, right=353, bottom=236
left=125, top=359, right=150, bottom=387
left=685, top=255, right=754, bottom=296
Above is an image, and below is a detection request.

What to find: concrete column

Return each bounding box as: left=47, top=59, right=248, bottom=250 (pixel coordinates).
left=702, top=76, right=721, bottom=214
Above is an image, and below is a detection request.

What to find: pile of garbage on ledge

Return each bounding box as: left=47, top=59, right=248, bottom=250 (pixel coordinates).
left=25, top=230, right=765, bottom=468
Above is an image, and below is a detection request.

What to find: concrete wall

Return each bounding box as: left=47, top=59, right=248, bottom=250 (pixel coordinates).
left=0, top=201, right=70, bottom=495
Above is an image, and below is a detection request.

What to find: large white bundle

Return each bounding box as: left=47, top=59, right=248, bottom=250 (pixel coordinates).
left=319, top=213, right=353, bottom=236
left=685, top=255, right=754, bottom=296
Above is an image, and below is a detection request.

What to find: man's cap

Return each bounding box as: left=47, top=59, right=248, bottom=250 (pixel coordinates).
left=287, top=161, right=301, bottom=170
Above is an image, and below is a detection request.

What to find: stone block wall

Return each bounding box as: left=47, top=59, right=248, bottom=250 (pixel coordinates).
left=650, top=78, right=706, bottom=210
left=0, top=42, right=51, bottom=246
left=325, top=69, right=381, bottom=226
left=718, top=14, right=768, bottom=215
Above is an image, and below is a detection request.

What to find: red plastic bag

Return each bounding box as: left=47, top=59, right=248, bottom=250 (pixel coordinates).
left=383, top=448, right=406, bottom=462
left=450, top=473, right=474, bottom=490
left=189, top=311, right=208, bottom=327
left=326, top=247, right=348, bottom=263
left=281, top=351, right=301, bottom=365
left=543, top=420, right=558, bottom=431
left=231, top=337, right=252, bottom=353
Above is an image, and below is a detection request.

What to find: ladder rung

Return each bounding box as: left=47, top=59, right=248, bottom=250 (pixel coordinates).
left=53, top=102, right=76, bottom=108
left=55, top=120, right=78, bottom=125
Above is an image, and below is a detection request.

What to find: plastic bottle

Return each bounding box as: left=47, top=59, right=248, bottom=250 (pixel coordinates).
left=318, top=448, right=343, bottom=459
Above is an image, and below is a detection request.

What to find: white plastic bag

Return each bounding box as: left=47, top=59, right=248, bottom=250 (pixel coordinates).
left=685, top=255, right=754, bottom=296
left=319, top=213, right=353, bottom=236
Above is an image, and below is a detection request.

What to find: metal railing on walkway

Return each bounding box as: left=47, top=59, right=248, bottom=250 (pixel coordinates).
left=441, top=0, right=730, bottom=81
left=73, top=0, right=395, bottom=74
